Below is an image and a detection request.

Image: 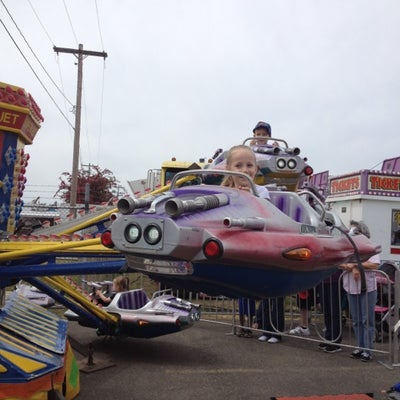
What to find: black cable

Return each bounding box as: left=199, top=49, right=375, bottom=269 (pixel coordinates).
left=0, top=17, right=74, bottom=129
left=333, top=225, right=367, bottom=293
left=62, top=0, right=79, bottom=45
left=95, top=0, right=105, bottom=50
left=2, top=0, right=74, bottom=107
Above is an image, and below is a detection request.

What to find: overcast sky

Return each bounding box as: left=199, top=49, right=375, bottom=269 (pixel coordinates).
left=2, top=0, right=400, bottom=202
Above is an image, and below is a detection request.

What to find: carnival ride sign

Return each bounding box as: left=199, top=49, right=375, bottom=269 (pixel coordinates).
left=0, top=82, right=43, bottom=144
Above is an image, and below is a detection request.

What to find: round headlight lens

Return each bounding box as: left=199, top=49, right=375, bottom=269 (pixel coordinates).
left=125, top=223, right=141, bottom=243
left=287, top=159, right=297, bottom=169
left=144, top=224, right=162, bottom=245
left=277, top=158, right=286, bottom=169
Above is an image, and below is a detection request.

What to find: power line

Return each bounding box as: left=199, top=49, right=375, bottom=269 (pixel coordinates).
left=96, top=64, right=106, bottom=164
left=53, top=44, right=108, bottom=208
left=55, top=55, right=75, bottom=142
left=82, top=84, right=92, bottom=163
left=62, top=0, right=79, bottom=45
left=27, top=0, right=54, bottom=45
left=26, top=184, right=58, bottom=189
left=94, top=0, right=107, bottom=165
left=1, top=0, right=74, bottom=107
left=0, top=14, right=74, bottom=129
left=94, top=0, right=105, bottom=50
left=2, top=0, right=109, bottom=185
left=27, top=0, right=76, bottom=142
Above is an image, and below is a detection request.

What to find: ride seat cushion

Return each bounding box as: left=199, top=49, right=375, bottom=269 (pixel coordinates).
left=270, top=192, right=307, bottom=223
left=118, top=290, right=148, bottom=310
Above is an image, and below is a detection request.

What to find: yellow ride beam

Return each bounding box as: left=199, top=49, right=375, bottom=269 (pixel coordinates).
left=140, top=175, right=196, bottom=197
left=0, top=238, right=107, bottom=262
left=0, top=240, right=115, bottom=254
left=41, top=276, right=119, bottom=324
left=0, top=176, right=194, bottom=262
left=55, top=176, right=193, bottom=234
left=58, top=208, right=117, bottom=235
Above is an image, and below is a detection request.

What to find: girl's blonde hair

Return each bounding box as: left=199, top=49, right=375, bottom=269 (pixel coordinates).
left=221, top=145, right=256, bottom=187
left=113, top=276, right=130, bottom=292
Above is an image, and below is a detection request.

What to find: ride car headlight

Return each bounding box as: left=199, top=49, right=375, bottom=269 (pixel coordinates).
left=277, top=158, right=286, bottom=169
left=287, top=159, right=297, bottom=169
left=144, top=224, right=162, bottom=245
left=124, top=223, right=142, bottom=243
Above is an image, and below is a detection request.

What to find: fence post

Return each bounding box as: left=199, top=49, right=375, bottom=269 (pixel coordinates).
left=391, top=270, right=400, bottom=366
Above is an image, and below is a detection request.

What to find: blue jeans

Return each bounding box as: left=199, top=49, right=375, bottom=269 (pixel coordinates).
left=347, top=290, right=377, bottom=353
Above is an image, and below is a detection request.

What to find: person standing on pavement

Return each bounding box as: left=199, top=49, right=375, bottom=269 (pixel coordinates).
left=318, top=270, right=344, bottom=353
left=288, top=289, right=313, bottom=336
left=253, top=297, right=285, bottom=343
left=237, top=297, right=256, bottom=337
left=340, top=220, right=380, bottom=362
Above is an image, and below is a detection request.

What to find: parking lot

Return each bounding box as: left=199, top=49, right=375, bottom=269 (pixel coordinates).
left=69, top=320, right=399, bottom=400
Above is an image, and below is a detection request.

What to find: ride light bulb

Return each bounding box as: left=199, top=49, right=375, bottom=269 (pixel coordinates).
left=100, top=231, right=114, bottom=248
left=283, top=247, right=312, bottom=261
left=203, top=239, right=223, bottom=259
left=304, top=166, right=314, bottom=176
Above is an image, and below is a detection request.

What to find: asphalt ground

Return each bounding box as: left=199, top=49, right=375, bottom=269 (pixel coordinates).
left=68, top=320, right=400, bottom=400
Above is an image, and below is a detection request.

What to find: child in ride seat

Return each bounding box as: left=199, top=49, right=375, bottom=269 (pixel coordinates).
left=250, top=121, right=271, bottom=146
left=96, top=276, right=130, bottom=305
left=250, top=121, right=279, bottom=147
left=222, top=144, right=270, bottom=337
left=221, top=144, right=270, bottom=200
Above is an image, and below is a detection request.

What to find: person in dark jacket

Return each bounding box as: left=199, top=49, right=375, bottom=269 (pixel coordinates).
left=253, top=297, right=285, bottom=343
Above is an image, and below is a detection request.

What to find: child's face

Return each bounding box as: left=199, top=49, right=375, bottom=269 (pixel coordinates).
left=227, top=149, right=258, bottom=188
left=253, top=128, right=269, bottom=145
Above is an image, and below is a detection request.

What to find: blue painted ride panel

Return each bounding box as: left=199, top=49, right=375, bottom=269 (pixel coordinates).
left=0, top=292, right=67, bottom=354
left=0, top=292, right=66, bottom=383
left=0, top=328, right=64, bottom=383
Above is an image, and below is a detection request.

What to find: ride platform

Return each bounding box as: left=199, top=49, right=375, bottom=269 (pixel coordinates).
left=0, top=292, right=80, bottom=399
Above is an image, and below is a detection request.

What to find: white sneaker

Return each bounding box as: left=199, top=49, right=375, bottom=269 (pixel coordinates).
left=289, top=326, right=310, bottom=336
left=258, top=335, right=268, bottom=342
left=267, top=337, right=280, bottom=344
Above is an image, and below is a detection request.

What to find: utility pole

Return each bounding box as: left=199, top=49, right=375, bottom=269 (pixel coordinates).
left=53, top=44, right=107, bottom=210
left=81, top=163, right=92, bottom=213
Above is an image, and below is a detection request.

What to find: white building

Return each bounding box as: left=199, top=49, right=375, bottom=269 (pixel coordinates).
left=324, top=157, right=400, bottom=263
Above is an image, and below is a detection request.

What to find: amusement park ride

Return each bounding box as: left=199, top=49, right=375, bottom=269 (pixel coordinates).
left=0, top=83, right=207, bottom=399
left=103, top=169, right=379, bottom=298
left=0, top=81, right=381, bottom=399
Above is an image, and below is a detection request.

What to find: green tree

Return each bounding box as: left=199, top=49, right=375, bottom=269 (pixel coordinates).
left=55, top=165, right=122, bottom=204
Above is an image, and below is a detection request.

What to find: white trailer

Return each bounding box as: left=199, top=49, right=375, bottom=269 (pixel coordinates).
left=326, top=168, right=400, bottom=263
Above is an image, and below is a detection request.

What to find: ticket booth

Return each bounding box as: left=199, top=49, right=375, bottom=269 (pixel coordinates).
left=326, top=158, right=400, bottom=262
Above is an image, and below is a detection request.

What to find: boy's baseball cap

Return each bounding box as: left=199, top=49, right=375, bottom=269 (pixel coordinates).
left=253, top=121, right=271, bottom=136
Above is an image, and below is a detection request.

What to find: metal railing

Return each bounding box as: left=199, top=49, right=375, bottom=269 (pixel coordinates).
left=32, top=261, right=400, bottom=369
left=161, top=268, right=400, bottom=368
